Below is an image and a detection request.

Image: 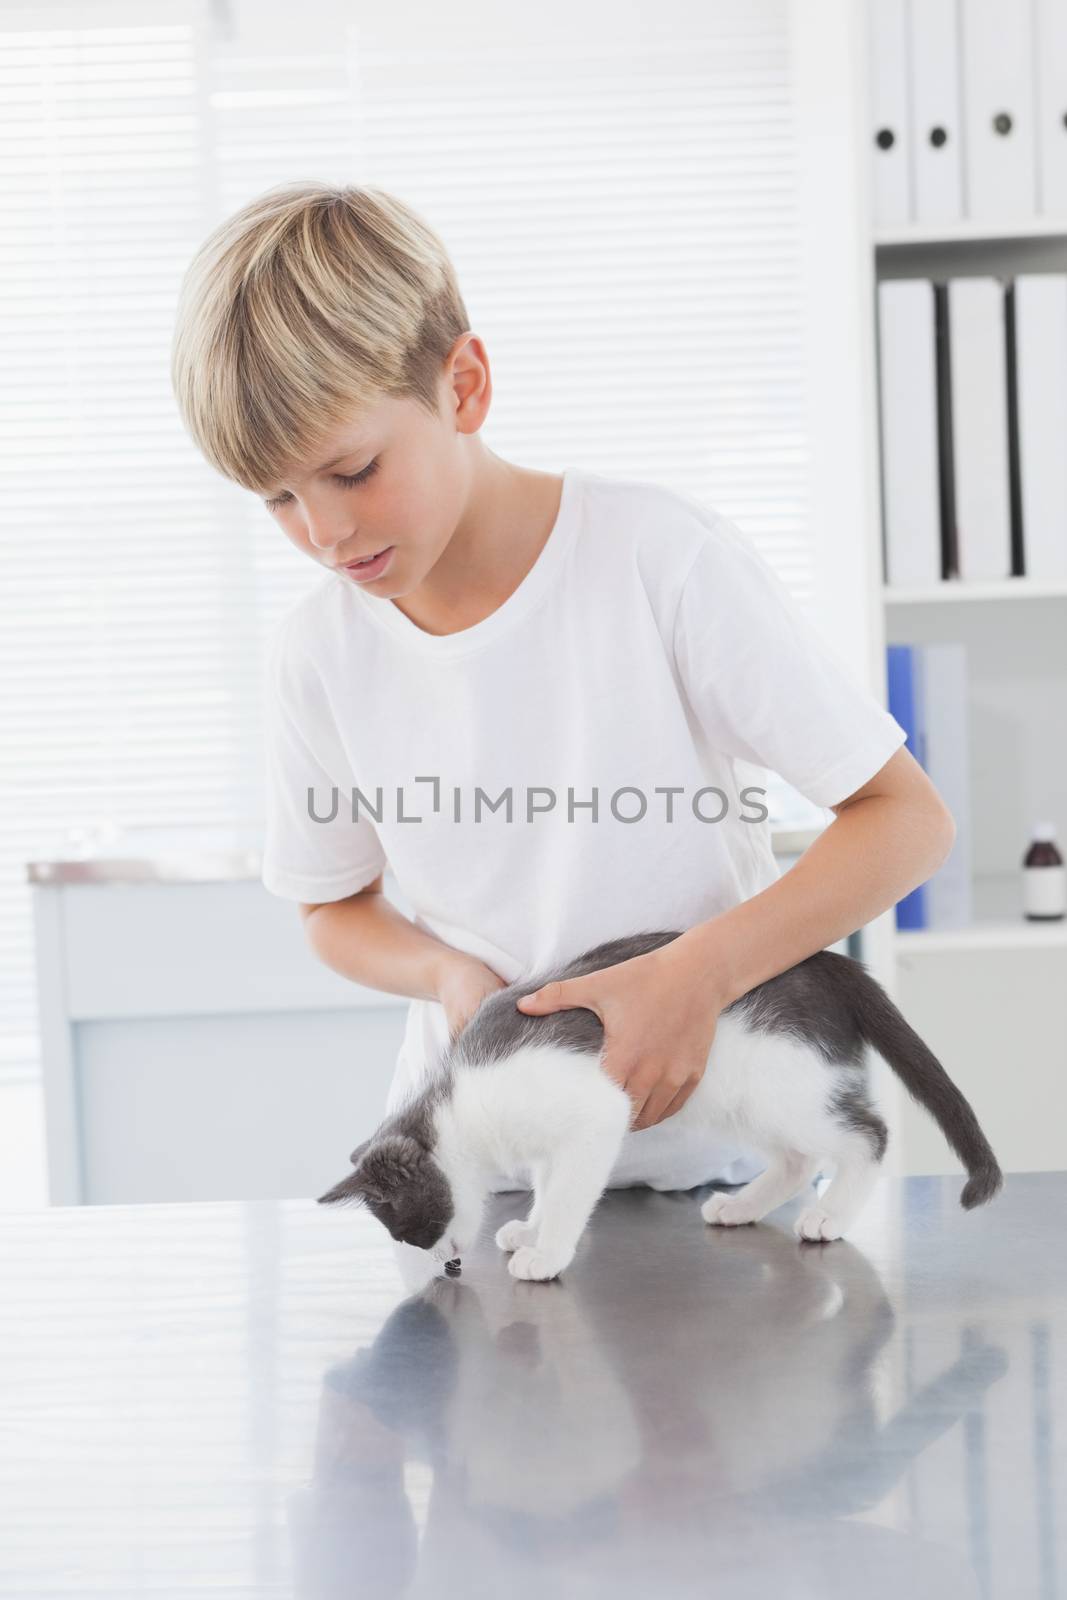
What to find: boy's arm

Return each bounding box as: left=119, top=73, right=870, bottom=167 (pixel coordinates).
left=299, top=878, right=459, bottom=1002
left=300, top=872, right=384, bottom=911
left=676, top=741, right=956, bottom=1008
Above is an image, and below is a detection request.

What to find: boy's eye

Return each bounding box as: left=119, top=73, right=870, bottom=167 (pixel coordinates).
left=264, top=456, right=379, bottom=512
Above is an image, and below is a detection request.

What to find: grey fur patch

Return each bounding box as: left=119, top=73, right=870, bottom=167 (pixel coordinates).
left=727, top=949, right=869, bottom=1066
left=827, top=1084, right=889, bottom=1161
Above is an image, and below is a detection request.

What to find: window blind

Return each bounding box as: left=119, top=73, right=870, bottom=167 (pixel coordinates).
left=1, top=0, right=813, bottom=1077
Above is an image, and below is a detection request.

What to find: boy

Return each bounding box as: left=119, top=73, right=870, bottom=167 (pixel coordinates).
left=171, top=182, right=955, bottom=1196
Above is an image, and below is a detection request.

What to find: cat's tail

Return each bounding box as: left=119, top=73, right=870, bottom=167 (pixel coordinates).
left=849, top=960, right=1004, bottom=1209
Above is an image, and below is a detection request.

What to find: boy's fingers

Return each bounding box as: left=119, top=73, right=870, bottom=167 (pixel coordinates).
left=603, top=1059, right=653, bottom=1127
left=635, top=1092, right=677, bottom=1130
left=625, top=1066, right=692, bottom=1129
left=655, top=1082, right=694, bottom=1124
left=516, top=978, right=583, bottom=1013
left=629, top=1092, right=657, bottom=1131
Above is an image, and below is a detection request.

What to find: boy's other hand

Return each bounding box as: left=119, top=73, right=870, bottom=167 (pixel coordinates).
left=515, top=940, right=724, bottom=1131
left=436, top=953, right=509, bottom=1040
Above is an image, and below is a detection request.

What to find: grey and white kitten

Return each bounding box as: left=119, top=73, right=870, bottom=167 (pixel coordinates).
left=318, top=930, right=1003, bottom=1281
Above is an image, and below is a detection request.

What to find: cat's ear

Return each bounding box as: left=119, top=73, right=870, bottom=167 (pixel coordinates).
left=318, top=1134, right=425, bottom=1206
left=317, top=1137, right=380, bottom=1206
left=360, top=1134, right=426, bottom=1193
left=316, top=1169, right=372, bottom=1207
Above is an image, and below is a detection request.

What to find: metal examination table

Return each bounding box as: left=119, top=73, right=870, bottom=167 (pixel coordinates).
left=0, top=1171, right=1063, bottom=1597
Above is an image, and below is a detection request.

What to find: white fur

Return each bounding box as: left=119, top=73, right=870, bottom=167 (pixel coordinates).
left=429, top=1014, right=884, bottom=1279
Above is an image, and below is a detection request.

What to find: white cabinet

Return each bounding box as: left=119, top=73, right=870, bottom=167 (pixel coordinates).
left=29, top=865, right=409, bottom=1205
left=894, top=943, right=1067, bottom=1176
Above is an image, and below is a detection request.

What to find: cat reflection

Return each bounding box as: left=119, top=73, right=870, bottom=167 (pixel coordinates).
left=288, top=1197, right=1004, bottom=1598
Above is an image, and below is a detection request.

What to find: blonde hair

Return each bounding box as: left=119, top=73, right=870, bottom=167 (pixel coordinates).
left=170, top=182, right=471, bottom=494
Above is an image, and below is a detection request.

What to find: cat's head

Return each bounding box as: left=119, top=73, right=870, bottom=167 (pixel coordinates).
left=317, top=1133, right=459, bottom=1257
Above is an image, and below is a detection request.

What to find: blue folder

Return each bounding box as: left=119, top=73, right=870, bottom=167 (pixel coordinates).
left=886, top=645, right=927, bottom=930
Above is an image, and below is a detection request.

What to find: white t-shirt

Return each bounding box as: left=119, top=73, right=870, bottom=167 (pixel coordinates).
left=260, top=467, right=907, bottom=1192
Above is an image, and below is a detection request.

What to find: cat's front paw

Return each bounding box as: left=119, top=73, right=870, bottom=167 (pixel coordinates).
left=793, top=1206, right=845, bottom=1242
left=508, top=1244, right=572, bottom=1281
left=495, top=1219, right=538, bottom=1253
left=701, top=1192, right=760, bottom=1227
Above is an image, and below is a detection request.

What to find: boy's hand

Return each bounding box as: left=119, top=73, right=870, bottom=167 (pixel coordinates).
left=515, top=936, right=725, bottom=1130
left=435, top=953, right=509, bottom=1039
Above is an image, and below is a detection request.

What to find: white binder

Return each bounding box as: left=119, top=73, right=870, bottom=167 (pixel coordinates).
left=908, top=0, right=964, bottom=224
left=1014, top=274, right=1067, bottom=580
left=869, top=0, right=912, bottom=227
left=1035, top=0, right=1067, bottom=215
left=948, top=278, right=1012, bottom=581
left=877, top=280, right=942, bottom=587
left=917, top=643, right=973, bottom=930
left=959, top=0, right=1038, bottom=220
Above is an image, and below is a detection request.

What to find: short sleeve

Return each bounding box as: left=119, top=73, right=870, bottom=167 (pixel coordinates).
left=259, top=618, right=387, bottom=902
left=672, top=516, right=907, bottom=810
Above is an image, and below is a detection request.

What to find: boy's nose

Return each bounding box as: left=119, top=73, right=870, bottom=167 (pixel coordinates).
left=306, top=522, right=353, bottom=554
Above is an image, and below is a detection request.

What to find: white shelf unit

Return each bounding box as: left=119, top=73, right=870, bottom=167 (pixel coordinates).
left=883, top=578, right=1067, bottom=604
left=876, top=218, right=1067, bottom=248
left=870, top=220, right=1067, bottom=1179
left=893, top=874, right=1067, bottom=954
left=873, top=226, right=1067, bottom=965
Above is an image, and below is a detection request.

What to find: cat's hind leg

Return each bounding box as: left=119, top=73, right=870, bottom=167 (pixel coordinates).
left=701, top=1149, right=820, bottom=1228
left=793, top=1120, right=887, bottom=1242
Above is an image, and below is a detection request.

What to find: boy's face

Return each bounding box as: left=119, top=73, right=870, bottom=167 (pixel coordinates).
left=259, top=368, right=475, bottom=599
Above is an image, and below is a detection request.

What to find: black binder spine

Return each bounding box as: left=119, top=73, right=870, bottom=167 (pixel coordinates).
left=933, top=281, right=959, bottom=581
left=1003, top=279, right=1027, bottom=577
